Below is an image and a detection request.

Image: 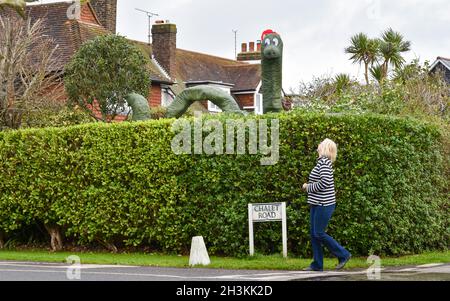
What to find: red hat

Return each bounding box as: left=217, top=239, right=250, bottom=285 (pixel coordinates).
left=261, top=29, right=277, bottom=41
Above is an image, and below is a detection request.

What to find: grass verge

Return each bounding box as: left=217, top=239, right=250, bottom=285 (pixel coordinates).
left=0, top=250, right=448, bottom=270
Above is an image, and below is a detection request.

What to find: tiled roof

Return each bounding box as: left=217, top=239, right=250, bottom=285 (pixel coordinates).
left=128, top=44, right=261, bottom=94
left=131, top=41, right=174, bottom=84
left=25, top=2, right=82, bottom=71
left=2, top=2, right=260, bottom=93
left=0, top=2, right=171, bottom=83
left=175, top=49, right=261, bottom=94
left=225, top=64, right=261, bottom=92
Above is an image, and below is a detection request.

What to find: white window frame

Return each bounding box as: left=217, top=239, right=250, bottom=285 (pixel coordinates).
left=161, top=87, right=175, bottom=108
left=208, top=101, right=223, bottom=113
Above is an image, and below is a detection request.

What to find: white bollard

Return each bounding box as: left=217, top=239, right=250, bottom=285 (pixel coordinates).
left=189, top=236, right=211, bottom=266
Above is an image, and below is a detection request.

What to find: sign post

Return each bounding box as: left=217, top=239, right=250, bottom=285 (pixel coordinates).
left=248, top=202, right=287, bottom=258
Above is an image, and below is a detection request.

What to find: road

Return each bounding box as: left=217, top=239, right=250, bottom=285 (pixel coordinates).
left=0, top=261, right=449, bottom=281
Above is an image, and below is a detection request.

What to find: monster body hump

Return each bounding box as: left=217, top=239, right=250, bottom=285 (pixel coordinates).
left=261, top=30, right=283, bottom=113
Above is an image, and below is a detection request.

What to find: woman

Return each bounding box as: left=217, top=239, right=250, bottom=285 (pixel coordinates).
left=302, top=139, right=351, bottom=271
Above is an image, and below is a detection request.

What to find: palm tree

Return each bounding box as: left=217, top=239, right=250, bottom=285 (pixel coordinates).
left=334, top=73, right=353, bottom=93
left=378, top=28, right=411, bottom=79
left=369, top=65, right=384, bottom=85
left=345, top=33, right=379, bottom=85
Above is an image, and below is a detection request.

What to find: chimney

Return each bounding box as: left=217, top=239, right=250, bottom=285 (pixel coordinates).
left=237, top=41, right=261, bottom=63
left=152, top=21, right=177, bottom=79
left=90, top=0, right=117, bottom=33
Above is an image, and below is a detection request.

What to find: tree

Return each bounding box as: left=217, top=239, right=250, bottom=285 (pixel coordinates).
left=369, top=64, right=384, bottom=85
left=345, top=33, right=379, bottom=85
left=377, top=28, right=411, bottom=79
left=0, top=16, right=63, bottom=130
left=64, top=35, right=151, bottom=122
left=346, top=29, right=411, bottom=84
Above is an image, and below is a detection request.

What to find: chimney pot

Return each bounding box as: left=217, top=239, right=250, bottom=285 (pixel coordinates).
left=257, top=40, right=261, bottom=51
left=241, top=43, right=247, bottom=53
left=249, top=42, right=255, bottom=52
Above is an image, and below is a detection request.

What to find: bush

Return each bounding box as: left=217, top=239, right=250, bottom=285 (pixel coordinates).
left=22, top=107, right=96, bottom=129
left=294, top=61, right=449, bottom=123
left=0, top=112, right=448, bottom=256
left=149, top=106, right=168, bottom=120
left=64, top=34, right=151, bottom=122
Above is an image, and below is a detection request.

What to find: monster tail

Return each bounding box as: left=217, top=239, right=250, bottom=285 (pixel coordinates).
left=125, top=93, right=152, bottom=121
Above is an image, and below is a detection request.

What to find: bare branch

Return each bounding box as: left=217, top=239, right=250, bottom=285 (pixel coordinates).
left=0, top=15, right=63, bottom=129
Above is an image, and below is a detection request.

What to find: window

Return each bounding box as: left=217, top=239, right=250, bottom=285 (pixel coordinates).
left=115, top=103, right=132, bottom=116
left=208, top=101, right=222, bottom=113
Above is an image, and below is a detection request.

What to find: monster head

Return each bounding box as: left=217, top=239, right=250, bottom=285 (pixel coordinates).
left=261, top=29, right=283, bottom=60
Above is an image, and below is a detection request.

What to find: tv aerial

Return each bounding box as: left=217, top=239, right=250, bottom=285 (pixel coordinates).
left=135, top=8, right=160, bottom=44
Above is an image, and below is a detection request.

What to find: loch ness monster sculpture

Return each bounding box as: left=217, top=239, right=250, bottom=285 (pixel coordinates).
left=260, top=29, right=283, bottom=113
left=125, top=29, right=284, bottom=120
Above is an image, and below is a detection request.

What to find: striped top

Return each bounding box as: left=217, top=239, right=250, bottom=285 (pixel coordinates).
left=307, top=156, right=336, bottom=207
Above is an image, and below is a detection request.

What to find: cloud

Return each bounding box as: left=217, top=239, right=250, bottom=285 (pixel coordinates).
left=39, top=0, right=448, bottom=90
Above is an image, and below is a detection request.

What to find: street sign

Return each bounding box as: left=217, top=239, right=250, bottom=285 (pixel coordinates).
left=251, top=203, right=283, bottom=222
left=248, top=202, right=287, bottom=258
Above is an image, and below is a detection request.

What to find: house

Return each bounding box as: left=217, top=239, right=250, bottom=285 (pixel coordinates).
left=143, top=20, right=263, bottom=114
left=430, top=57, right=450, bottom=84
left=3, top=0, right=262, bottom=120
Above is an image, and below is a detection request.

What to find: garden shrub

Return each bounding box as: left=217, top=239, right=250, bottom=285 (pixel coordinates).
left=0, top=112, right=447, bottom=256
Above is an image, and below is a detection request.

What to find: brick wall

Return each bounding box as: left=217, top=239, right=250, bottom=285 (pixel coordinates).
left=149, top=84, right=162, bottom=108
left=81, top=4, right=98, bottom=25
left=40, top=81, right=161, bottom=122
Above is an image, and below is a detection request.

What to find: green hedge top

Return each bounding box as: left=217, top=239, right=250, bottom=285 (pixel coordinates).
left=0, top=112, right=448, bottom=256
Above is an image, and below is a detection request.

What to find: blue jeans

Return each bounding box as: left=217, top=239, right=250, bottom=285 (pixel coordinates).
left=309, top=204, right=350, bottom=271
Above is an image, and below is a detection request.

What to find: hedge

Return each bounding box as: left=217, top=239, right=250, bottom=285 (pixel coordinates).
left=0, top=112, right=448, bottom=256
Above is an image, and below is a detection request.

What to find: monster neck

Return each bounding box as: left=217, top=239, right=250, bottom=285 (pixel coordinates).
left=261, top=57, right=283, bottom=113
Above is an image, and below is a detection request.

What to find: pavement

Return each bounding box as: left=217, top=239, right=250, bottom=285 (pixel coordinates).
left=0, top=261, right=448, bottom=281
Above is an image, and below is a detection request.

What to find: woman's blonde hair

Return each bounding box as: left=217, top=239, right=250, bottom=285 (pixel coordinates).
left=318, top=138, right=337, bottom=163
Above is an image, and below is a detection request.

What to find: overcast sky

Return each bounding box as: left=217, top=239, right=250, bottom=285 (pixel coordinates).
left=39, top=0, right=450, bottom=91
